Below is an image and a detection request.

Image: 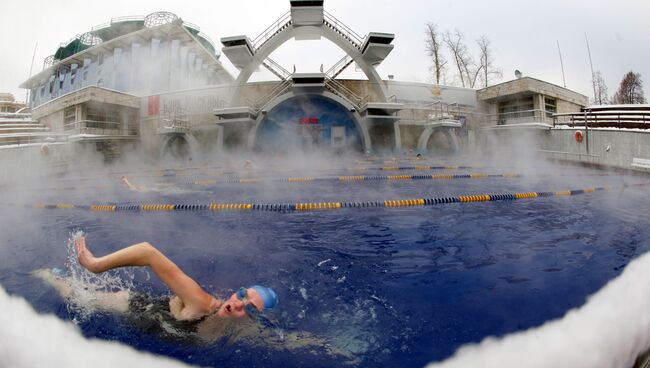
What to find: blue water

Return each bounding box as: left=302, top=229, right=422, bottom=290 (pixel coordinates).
left=1, top=161, right=649, bottom=367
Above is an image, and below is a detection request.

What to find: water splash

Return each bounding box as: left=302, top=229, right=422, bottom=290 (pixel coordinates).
left=63, top=230, right=135, bottom=321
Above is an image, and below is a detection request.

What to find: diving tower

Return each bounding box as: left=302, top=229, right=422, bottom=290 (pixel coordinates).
left=215, top=0, right=402, bottom=152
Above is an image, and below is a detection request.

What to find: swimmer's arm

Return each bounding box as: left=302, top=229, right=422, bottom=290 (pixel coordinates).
left=239, top=325, right=357, bottom=361
left=121, top=176, right=146, bottom=192
left=31, top=269, right=73, bottom=299
left=31, top=268, right=129, bottom=313
left=76, top=237, right=214, bottom=318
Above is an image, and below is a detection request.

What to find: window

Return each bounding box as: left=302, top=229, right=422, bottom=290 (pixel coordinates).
left=98, top=52, right=104, bottom=65
left=544, top=97, right=557, bottom=117
left=497, top=95, right=534, bottom=124
left=64, top=106, right=76, bottom=128
left=87, top=104, right=121, bottom=130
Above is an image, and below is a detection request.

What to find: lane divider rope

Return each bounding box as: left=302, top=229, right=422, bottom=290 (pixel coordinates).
left=19, top=184, right=633, bottom=213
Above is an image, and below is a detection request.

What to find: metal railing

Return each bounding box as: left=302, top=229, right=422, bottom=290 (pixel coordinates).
left=251, top=11, right=292, bottom=50
left=262, top=57, right=293, bottom=80
left=424, top=101, right=462, bottom=121
left=0, top=133, right=67, bottom=147
left=91, top=15, right=145, bottom=31
left=248, top=79, right=293, bottom=111
left=485, top=109, right=554, bottom=126
left=325, top=54, right=354, bottom=79
left=323, top=11, right=365, bottom=49
left=324, top=76, right=367, bottom=109
left=64, top=120, right=137, bottom=136
left=554, top=110, right=650, bottom=128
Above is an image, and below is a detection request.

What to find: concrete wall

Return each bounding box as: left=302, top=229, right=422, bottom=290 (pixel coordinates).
left=542, top=128, right=650, bottom=170
left=480, top=125, right=650, bottom=171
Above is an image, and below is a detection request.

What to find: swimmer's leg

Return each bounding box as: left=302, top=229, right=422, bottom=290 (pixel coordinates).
left=32, top=268, right=130, bottom=313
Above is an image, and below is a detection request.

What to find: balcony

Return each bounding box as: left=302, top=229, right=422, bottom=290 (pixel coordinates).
left=484, top=109, right=555, bottom=129
left=64, top=120, right=138, bottom=140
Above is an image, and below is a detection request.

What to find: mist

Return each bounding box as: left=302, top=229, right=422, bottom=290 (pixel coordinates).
left=0, top=284, right=192, bottom=368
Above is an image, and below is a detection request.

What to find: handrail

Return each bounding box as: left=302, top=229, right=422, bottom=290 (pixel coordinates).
left=553, top=110, right=649, bottom=128
left=323, top=11, right=365, bottom=48
left=485, top=109, right=554, bottom=126
left=251, top=11, right=292, bottom=50
left=250, top=79, right=293, bottom=110
left=324, top=76, right=365, bottom=108
left=263, top=57, right=292, bottom=80
left=182, top=21, right=200, bottom=31
left=64, top=120, right=138, bottom=136
left=64, top=120, right=120, bottom=130
left=91, top=15, right=145, bottom=31
left=324, top=54, right=353, bottom=79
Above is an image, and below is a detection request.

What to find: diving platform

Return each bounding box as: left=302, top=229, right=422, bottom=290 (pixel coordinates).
left=214, top=107, right=258, bottom=125
left=359, top=102, right=403, bottom=123
left=361, top=33, right=394, bottom=65
left=290, top=0, right=324, bottom=26
left=220, top=36, right=254, bottom=70
left=291, top=73, right=326, bottom=92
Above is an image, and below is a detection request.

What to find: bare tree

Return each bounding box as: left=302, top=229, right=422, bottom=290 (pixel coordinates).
left=591, top=71, right=608, bottom=105
left=425, top=22, right=446, bottom=85
left=477, top=35, right=502, bottom=88
left=611, top=71, right=646, bottom=104
left=443, top=30, right=482, bottom=88
left=443, top=30, right=469, bottom=87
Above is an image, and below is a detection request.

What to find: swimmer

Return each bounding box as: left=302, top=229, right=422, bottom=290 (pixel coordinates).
left=72, top=235, right=277, bottom=321
left=121, top=175, right=148, bottom=192
left=121, top=175, right=197, bottom=195
left=34, top=235, right=355, bottom=360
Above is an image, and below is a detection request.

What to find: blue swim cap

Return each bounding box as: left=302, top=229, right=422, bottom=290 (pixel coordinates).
left=250, top=285, right=279, bottom=310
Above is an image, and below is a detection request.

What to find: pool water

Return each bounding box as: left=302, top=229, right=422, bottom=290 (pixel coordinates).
left=1, top=159, right=649, bottom=367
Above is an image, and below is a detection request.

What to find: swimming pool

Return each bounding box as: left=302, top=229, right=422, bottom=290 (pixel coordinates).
left=1, top=157, right=649, bottom=367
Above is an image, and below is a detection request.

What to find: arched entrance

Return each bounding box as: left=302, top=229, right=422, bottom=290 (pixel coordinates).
left=160, top=134, right=198, bottom=160
left=253, top=94, right=363, bottom=153
left=418, top=127, right=459, bottom=154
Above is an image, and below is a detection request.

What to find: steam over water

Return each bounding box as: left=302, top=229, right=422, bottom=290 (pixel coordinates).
left=1, top=153, right=650, bottom=367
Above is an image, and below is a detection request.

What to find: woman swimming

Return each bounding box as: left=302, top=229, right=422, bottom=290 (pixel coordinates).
left=34, top=235, right=354, bottom=360
left=74, top=235, right=277, bottom=320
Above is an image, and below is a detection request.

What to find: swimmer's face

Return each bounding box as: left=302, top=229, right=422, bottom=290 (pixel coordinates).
left=217, top=288, right=264, bottom=319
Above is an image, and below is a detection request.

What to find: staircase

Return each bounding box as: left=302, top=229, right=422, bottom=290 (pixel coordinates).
left=0, top=113, right=54, bottom=147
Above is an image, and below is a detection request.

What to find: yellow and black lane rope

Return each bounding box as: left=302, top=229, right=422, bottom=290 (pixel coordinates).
left=19, top=184, right=634, bottom=213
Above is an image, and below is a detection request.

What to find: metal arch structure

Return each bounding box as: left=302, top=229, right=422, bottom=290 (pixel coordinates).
left=247, top=90, right=370, bottom=150
left=228, top=26, right=389, bottom=106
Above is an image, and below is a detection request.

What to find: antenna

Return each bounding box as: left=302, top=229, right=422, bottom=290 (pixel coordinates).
left=556, top=40, right=566, bottom=87
left=514, top=70, right=522, bottom=79
left=584, top=32, right=597, bottom=102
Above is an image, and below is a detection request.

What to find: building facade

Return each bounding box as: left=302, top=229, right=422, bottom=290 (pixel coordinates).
left=15, top=4, right=591, bottom=162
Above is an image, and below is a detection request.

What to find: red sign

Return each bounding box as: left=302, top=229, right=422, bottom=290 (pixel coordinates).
left=148, top=95, right=160, bottom=116
left=300, top=117, right=319, bottom=125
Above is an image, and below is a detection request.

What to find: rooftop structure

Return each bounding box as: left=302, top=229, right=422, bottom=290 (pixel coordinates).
left=20, top=11, right=232, bottom=109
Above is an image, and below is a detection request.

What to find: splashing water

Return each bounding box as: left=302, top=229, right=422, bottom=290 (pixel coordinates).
left=63, top=230, right=135, bottom=321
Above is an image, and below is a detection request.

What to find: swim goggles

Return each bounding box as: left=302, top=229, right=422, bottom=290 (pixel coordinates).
left=237, top=287, right=261, bottom=319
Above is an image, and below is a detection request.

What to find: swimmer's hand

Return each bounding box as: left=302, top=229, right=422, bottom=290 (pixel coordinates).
left=75, top=236, right=101, bottom=273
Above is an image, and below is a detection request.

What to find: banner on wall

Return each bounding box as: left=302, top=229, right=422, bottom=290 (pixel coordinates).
left=148, top=95, right=160, bottom=116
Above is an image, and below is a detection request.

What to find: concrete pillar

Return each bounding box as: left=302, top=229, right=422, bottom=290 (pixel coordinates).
left=393, top=121, right=402, bottom=151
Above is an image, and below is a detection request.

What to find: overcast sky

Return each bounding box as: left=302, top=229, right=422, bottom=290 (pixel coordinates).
left=1, top=0, right=648, bottom=102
